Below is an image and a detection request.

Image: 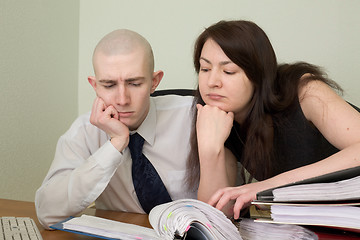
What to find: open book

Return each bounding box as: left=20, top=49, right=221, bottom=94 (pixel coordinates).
left=51, top=199, right=240, bottom=240
left=51, top=199, right=317, bottom=240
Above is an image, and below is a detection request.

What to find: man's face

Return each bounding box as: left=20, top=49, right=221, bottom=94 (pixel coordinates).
left=89, top=50, right=158, bottom=130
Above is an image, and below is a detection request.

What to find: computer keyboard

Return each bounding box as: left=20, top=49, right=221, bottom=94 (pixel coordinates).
left=0, top=217, right=43, bottom=240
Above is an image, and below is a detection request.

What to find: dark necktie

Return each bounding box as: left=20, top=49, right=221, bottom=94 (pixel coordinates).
left=128, top=132, right=172, bottom=213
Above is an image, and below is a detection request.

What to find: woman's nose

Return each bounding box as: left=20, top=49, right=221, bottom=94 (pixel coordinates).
left=207, top=70, right=222, bottom=88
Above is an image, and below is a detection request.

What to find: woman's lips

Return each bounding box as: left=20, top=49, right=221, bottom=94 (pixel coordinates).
left=207, top=93, right=224, bottom=100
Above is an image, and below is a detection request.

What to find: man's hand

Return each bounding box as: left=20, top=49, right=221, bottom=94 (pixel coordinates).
left=90, top=97, right=129, bottom=152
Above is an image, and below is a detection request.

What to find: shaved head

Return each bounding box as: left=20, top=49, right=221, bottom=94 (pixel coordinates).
left=93, top=29, right=154, bottom=74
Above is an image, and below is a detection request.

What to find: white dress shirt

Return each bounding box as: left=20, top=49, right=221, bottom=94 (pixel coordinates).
left=35, top=94, right=196, bottom=229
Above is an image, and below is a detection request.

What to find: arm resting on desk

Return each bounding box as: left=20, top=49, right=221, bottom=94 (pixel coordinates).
left=35, top=133, right=123, bottom=229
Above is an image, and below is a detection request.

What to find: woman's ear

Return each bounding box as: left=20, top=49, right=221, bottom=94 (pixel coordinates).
left=150, top=70, right=164, bottom=93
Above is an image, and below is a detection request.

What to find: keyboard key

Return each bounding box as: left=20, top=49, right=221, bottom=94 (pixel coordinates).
left=0, top=217, right=42, bottom=240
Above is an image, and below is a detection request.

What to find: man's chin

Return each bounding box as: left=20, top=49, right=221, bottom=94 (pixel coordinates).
left=119, top=118, right=138, bottom=131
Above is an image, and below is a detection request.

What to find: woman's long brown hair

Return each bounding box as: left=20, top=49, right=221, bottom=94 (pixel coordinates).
left=186, top=20, right=342, bottom=190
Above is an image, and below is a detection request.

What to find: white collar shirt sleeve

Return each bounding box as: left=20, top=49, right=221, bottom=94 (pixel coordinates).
left=35, top=95, right=196, bottom=229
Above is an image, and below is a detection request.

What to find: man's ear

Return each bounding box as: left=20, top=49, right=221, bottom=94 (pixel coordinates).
left=150, top=70, right=164, bottom=93
left=88, top=76, right=97, bottom=90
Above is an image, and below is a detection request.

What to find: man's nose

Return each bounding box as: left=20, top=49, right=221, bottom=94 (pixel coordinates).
left=115, top=85, right=130, bottom=106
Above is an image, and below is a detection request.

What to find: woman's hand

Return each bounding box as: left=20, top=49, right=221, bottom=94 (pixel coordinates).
left=196, top=104, right=234, bottom=155
left=196, top=104, right=237, bottom=206
left=208, top=181, right=272, bottom=219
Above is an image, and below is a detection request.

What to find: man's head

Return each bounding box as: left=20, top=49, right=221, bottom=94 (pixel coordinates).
left=88, top=29, right=163, bottom=130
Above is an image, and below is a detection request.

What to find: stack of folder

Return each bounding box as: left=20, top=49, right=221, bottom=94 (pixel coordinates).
left=250, top=166, right=360, bottom=238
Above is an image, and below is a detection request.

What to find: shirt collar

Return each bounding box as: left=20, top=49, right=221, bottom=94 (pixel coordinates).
left=130, top=98, right=156, bottom=146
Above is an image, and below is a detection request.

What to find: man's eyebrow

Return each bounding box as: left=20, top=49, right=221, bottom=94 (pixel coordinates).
left=125, top=77, right=145, bottom=82
left=98, top=77, right=145, bottom=83
left=99, top=79, right=116, bottom=84
left=200, top=57, right=232, bottom=66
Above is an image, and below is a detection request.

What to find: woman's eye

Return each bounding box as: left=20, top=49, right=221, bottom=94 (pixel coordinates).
left=200, top=68, right=210, bottom=72
left=224, top=71, right=235, bottom=75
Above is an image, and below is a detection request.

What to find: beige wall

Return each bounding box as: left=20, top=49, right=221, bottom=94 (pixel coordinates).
left=1, top=0, right=359, bottom=202
left=0, top=0, right=79, bottom=201
left=78, top=0, right=360, bottom=114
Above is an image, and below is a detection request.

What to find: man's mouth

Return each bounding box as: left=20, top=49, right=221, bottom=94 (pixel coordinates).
left=118, top=111, right=134, bottom=118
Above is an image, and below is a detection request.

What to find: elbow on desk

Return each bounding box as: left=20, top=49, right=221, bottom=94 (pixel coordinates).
left=35, top=188, right=67, bottom=230
left=35, top=194, right=54, bottom=229
left=35, top=200, right=70, bottom=230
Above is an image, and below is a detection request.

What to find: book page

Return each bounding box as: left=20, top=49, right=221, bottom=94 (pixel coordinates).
left=149, top=200, right=216, bottom=239
left=270, top=205, right=360, bottom=230
left=273, top=174, right=360, bottom=202
left=149, top=199, right=242, bottom=240
left=238, top=218, right=317, bottom=240
left=257, top=166, right=360, bottom=201
left=62, top=215, right=160, bottom=240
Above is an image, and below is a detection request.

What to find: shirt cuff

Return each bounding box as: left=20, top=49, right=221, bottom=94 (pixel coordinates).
left=92, top=140, right=123, bottom=170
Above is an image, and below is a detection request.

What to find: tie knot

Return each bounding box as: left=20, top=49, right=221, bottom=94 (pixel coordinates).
left=128, top=133, right=145, bottom=159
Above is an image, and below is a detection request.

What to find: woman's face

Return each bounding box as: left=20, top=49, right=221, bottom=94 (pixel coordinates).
left=198, top=39, right=254, bottom=123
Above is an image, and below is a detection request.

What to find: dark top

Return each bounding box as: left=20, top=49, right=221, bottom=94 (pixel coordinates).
left=224, top=100, right=360, bottom=181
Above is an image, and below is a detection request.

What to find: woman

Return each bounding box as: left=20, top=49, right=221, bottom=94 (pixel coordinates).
left=186, top=20, right=360, bottom=219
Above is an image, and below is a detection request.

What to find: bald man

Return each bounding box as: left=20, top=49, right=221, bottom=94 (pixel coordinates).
left=35, top=29, right=196, bottom=229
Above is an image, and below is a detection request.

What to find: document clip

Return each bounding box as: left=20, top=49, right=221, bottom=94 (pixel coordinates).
left=231, top=217, right=243, bottom=229
left=173, top=230, right=187, bottom=240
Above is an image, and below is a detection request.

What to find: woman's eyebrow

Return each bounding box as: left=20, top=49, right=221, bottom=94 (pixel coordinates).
left=200, top=57, right=232, bottom=66
left=200, top=57, right=211, bottom=64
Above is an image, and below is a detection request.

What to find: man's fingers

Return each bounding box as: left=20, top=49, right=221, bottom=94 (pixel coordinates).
left=103, top=105, right=119, bottom=120
left=90, top=97, right=120, bottom=126
left=91, top=97, right=106, bottom=117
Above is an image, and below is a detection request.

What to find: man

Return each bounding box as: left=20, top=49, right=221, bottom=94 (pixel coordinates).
left=35, top=29, right=195, bottom=229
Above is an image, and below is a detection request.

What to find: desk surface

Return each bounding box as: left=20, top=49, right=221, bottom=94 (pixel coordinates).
left=2, top=198, right=360, bottom=240
left=0, top=198, right=151, bottom=240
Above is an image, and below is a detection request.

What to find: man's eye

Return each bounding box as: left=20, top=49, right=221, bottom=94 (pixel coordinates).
left=129, top=82, right=141, bottom=87
left=104, top=84, right=115, bottom=88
